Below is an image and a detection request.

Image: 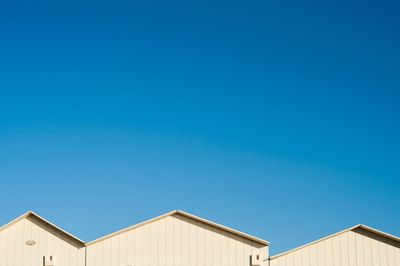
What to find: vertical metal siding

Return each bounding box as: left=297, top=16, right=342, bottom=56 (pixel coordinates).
left=86, top=213, right=267, bottom=266
left=270, top=228, right=400, bottom=266
left=0, top=218, right=85, bottom=266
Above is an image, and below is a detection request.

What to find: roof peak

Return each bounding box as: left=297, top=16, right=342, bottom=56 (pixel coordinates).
left=87, top=209, right=269, bottom=246
left=0, top=211, right=85, bottom=246
left=271, top=223, right=400, bottom=260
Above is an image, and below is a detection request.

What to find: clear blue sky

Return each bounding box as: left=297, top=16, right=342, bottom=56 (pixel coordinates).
left=0, top=0, right=399, bottom=254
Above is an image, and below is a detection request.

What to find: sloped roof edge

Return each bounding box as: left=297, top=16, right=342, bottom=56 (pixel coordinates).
left=86, top=210, right=269, bottom=246
left=270, top=224, right=400, bottom=260
left=0, top=211, right=85, bottom=246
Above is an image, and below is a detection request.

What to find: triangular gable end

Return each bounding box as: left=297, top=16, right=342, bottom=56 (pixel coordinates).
left=0, top=211, right=85, bottom=247
left=86, top=210, right=269, bottom=246
left=271, top=224, right=400, bottom=260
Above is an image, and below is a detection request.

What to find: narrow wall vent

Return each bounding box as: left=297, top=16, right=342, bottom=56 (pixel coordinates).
left=43, top=255, right=55, bottom=266
left=251, top=254, right=261, bottom=266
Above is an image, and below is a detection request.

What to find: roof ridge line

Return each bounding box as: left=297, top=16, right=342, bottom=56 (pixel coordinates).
left=0, top=211, right=85, bottom=245
left=270, top=224, right=400, bottom=260
left=86, top=210, right=269, bottom=246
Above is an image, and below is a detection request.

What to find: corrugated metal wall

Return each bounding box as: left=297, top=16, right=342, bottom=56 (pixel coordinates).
left=270, top=228, right=400, bottom=266
left=86, top=213, right=267, bottom=266
left=3, top=212, right=398, bottom=266
left=0, top=217, right=85, bottom=266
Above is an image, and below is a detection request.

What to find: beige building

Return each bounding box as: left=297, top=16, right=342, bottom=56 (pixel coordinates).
left=270, top=224, right=400, bottom=266
left=0, top=210, right=399, bottom=266
left=0, top=212, right=85, bottom=266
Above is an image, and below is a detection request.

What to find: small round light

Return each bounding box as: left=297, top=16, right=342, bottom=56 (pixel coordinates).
left=26, top=240, right=36, bottom=246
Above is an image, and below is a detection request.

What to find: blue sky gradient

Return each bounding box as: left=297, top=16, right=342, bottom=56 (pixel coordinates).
left=0, top=0, right=399, bottom=254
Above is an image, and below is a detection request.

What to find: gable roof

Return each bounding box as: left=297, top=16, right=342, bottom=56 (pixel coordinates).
left=86, top=210, right=269, bottom=246
left=270, top=224, right=400, bottom=260
left=0, top=211, right=85, bottom=246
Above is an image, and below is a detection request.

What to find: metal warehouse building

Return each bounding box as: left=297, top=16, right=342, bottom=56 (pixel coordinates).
left=0, top=210, right=399, bottom=266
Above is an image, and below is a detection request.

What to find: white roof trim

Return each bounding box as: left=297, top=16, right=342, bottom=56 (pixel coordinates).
left=86, top=210, right=177, bottom=246
left=87, top=210, right=269, bottom=246
left=358, top=224, right=400, bottom=243
left=177, top=210, right=269, bottom=245
left=0, top=211, right=85, bottom=245
left=270, top=224, right=400, bottom=260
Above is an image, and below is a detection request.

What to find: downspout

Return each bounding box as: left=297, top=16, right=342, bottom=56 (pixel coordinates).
left=85, top=246, right=87, bottom=266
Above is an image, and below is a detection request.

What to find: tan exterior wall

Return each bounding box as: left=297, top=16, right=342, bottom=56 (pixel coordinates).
left=270, top=228, right=400, bottom=266
left=86, top=213, right=268, bottom=266
left=0, top=216, right=85, bottom=266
